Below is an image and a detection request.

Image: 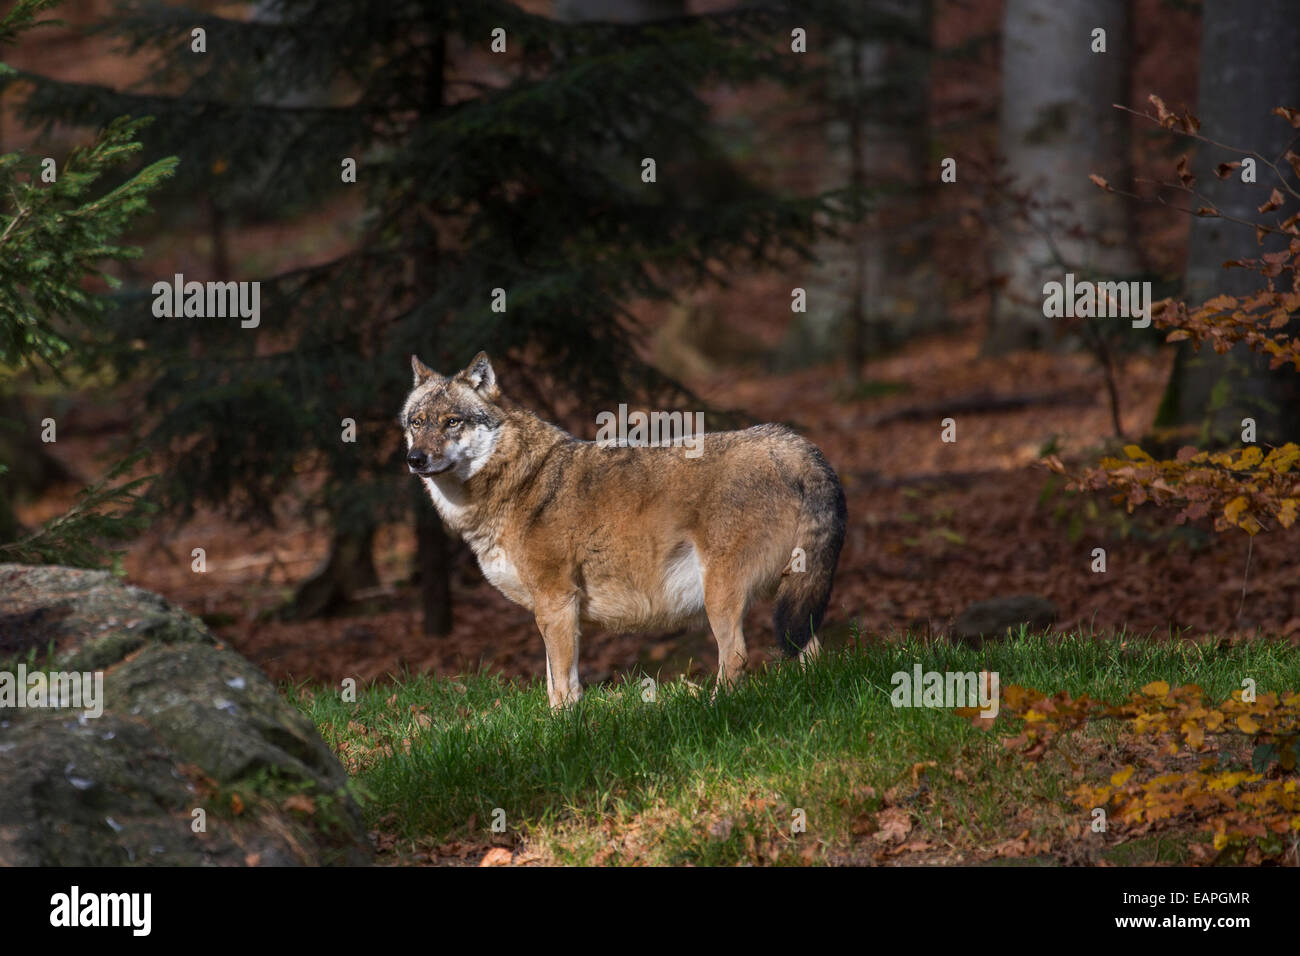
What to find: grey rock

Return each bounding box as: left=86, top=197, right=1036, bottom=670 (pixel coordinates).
left=951, top=594, right=1058, bottom=645
left=0, top=564, right=369, bottom=865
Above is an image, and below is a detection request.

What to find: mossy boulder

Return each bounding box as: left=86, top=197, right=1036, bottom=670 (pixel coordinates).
left=0, top=564, right=369, bottom=865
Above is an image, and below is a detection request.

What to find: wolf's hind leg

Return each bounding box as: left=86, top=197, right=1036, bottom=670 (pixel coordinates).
left=798, top=635, right=822, bottom=663
left=703, top=572, right=748, bottom=689
left=535, top=594, right=582, bottom=709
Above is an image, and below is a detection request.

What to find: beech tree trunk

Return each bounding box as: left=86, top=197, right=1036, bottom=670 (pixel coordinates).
left=1154, top=0, right=1300, bottom=447
left=987, top=0, right=1139, bottom=353
left=792, top=0, right=936, bottom=371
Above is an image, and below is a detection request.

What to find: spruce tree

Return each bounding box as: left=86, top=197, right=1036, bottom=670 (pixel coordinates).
left=5, top=1, right=854, bottom=625
left=0, top=0, right=176, bottom=568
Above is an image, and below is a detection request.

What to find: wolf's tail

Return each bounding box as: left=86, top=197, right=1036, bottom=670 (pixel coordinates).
left=773, top=447, right=847, bottom=657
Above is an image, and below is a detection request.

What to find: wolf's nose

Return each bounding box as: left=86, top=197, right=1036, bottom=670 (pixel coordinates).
left=407, top=450, right=428, bottom=469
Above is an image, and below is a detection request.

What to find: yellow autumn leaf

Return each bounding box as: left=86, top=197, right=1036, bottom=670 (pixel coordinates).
left=1266, top=443, right=1300, bottom=472
left=1002, top=685, right=1035, bottom=709
left=1111, top=766, right=1135, bottom=787
left=1223, top=495, right=1249, bottom=525
left=1123, top=444, right=1154, bottom=462
left=1183, top=722, right=1205, bottom=749
left=1141, top=680, right=1171, bottom=697
left=1236, top=446, right=1263, bottom=467
left=1207, top=770, right=1258, bottom=791
left=1134, top=712, right=1169, bottom=733
left=1237, top=713, right=1261, bottom=734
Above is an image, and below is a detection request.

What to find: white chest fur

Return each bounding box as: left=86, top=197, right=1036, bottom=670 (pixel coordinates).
left=478, top=545, right=532, bottom=609
left=421, top=475, right=470, bottom=529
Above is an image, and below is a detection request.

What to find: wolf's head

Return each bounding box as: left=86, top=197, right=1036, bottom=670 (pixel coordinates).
left=401, top=351, right=505, bottom=480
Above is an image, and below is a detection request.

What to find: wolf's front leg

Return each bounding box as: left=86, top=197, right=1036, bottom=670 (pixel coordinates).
left=535, top=594, right=582, bottom=709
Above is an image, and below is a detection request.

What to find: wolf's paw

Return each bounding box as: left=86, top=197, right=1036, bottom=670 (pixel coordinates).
left=709, top=673, right=745, bottom=702
left=547, top=685, right=584, bottom=710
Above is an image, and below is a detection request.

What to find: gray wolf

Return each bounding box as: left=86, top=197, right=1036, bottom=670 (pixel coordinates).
left=402, top=352, right=847, bottom=708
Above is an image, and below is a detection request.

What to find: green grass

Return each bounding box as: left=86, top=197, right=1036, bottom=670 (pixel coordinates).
left=289, top=630, right=1300, bottom=864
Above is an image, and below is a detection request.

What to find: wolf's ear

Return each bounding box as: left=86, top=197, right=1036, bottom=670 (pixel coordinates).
left=411, top=354, right=439, bottom=387
left=457, top=351, right=499, bottom=400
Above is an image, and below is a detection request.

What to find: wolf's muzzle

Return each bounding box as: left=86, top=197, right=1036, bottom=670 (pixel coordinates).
left=407, top=449, right=452, bottom=476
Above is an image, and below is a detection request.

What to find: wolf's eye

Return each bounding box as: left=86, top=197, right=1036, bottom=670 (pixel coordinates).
left=410, top=418, right=423, bottom=431
left=445, top=417, right=462, bottom=429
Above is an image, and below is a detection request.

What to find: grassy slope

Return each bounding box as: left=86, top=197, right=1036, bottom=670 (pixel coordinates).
left=290, top=630, right=1300, bottom=865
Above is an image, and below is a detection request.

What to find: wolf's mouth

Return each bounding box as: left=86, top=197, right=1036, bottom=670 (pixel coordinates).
left=409, top=461, right=454, bottom=476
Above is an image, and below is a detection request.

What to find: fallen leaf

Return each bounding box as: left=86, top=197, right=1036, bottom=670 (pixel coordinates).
left=872, top=807, right=912, bottom=844
left=283, top=793, right=316, bottom=816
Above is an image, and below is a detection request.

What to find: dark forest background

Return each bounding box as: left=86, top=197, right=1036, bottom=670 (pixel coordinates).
left=3, top=0, right=1299, bottom=686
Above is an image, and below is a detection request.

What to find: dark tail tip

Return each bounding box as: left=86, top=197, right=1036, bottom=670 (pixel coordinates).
left=774, top=458, right=846, bottom=658
left=774, top=595, right=823, bottom=657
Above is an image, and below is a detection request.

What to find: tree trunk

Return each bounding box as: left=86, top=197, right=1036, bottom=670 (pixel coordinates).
left=288, top=521, right=379, bottom=619
left=986, top=0, right=1139, bottom=354
left=791, top=0, right=936, bottom=370
left=414, top=483, right=453, bottom=635
left=858, top=0, right=937, bottom=360
left=0, top=393, right=78, bottom=545
left=1154, top=0, right=1300, bottom=447
left=410, top=28, right=455, bottom=636
left=208, top=196, right=231, bottom=281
